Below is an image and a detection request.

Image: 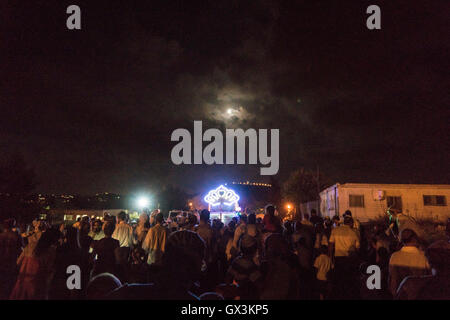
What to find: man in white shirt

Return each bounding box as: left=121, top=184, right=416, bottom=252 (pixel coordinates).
left=329, top=216, right=360, bottom=258
left=112, top=211, right=133, bottom=279
left=328, top=216, right=360, bottom=299
left=142, top=212, right=168, bottom=265
left=389, top=229, right=430, bottom=296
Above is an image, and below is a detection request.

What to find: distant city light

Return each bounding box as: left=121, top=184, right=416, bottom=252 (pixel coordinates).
left=232, top=181, right=272, bottom=187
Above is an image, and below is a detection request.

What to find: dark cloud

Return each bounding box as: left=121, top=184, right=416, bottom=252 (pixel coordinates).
left=0, top=0, right=448, bottom=194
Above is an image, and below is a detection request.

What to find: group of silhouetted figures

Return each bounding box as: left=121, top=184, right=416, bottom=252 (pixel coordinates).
left=0, top=206, right=449, bottom=300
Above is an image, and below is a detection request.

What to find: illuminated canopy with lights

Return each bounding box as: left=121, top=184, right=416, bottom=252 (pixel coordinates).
left=204, top=185, right=240, bottom=208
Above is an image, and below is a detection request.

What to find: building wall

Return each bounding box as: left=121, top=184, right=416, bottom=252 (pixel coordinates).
left=49, top=209, right=128, bottom=223
left=300, top=200, right=320, bottom=217
left=320, top=185, right=339, bottom=218
left=320, top=184, right=450, bottom=222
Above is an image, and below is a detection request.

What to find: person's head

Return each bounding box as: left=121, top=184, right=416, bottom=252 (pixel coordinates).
left=344, top=216, right=353, bottom=226
left=80, top=220, right=90, bottom=235
left=131, top=247, right=146, bottom=264
left=199, top=209, right=210, bottom=224
left=139, top=213, right=149, bottom=225
left=86, top=273, right=122, bottom=300
left=187, top=213, right=197, bottom=226
left=265, top=205, right=275, bottom=216
left=34, top=227, right=60, bottom=256
left=103, top=222, right=115, bottom=237
left=36, top=220, right=47, bottom=232
left=212, top=219, right=223, bottom=230
left=247, top=213, right=256, bottom=225
left=425, top=240, right=450, bottom=275
left=162, top=230, right=205, bottom=288
left=343, top=210, right=352, bottom=218
left=93, top=220, right=102, bottom=233
left=239, top=234, right=257, bottom=256
left=400, top=229, right=418, bottom=246
left=155, top=212, right=164, bottom=225
left=239, top=214, right=247, bottom=225
left=386, top=208, right=399, bottom=219
left=169, top=211, right=178, bottom=219
left=311, top=209, right=317, bottom=217
left=117, top=211, right=127, bottom=222
left=377, top=247, right=389, bottom=264
left=3, top=218, right=16, bottom=230
left=64, top=226, right=78, bottom=248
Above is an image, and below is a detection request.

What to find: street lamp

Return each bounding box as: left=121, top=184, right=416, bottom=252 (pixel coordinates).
left=286, top=203, right=293, bottom=220
left=137, top=196, right=150, bottom=209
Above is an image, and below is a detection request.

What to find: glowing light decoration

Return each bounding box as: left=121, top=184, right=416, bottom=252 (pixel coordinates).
left=204, top=185, right=240, bottom=209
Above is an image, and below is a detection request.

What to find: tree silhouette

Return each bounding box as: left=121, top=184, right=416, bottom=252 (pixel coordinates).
left=282, top=167, right=330, bottom=218
left=0, top=153, right=38, bottom=222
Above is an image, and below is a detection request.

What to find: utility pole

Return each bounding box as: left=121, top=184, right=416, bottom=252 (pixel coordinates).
left=316, top=165, right=320, bottom=214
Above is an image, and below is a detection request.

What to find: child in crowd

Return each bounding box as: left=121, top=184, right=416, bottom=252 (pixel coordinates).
left=313, top=245, right=333, bottom=300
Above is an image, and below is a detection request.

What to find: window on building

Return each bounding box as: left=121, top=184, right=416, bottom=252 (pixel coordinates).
left=349, top=195, right=364, bottom=207
left=423, top=195, right=447, bottom=206
left=387, top=196, right=402, bottom=211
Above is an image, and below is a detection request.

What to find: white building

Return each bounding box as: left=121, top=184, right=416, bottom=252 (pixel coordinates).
left=320, top=183, right=450, bottom=222
left=48, top=209, right=129, bottom=223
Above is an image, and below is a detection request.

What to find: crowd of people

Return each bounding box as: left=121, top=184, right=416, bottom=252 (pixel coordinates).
left=0, top=206, right=449, bottom=300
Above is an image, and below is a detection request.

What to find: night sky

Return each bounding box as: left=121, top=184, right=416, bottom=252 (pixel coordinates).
left=1, top=0, right=449, bottom=195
